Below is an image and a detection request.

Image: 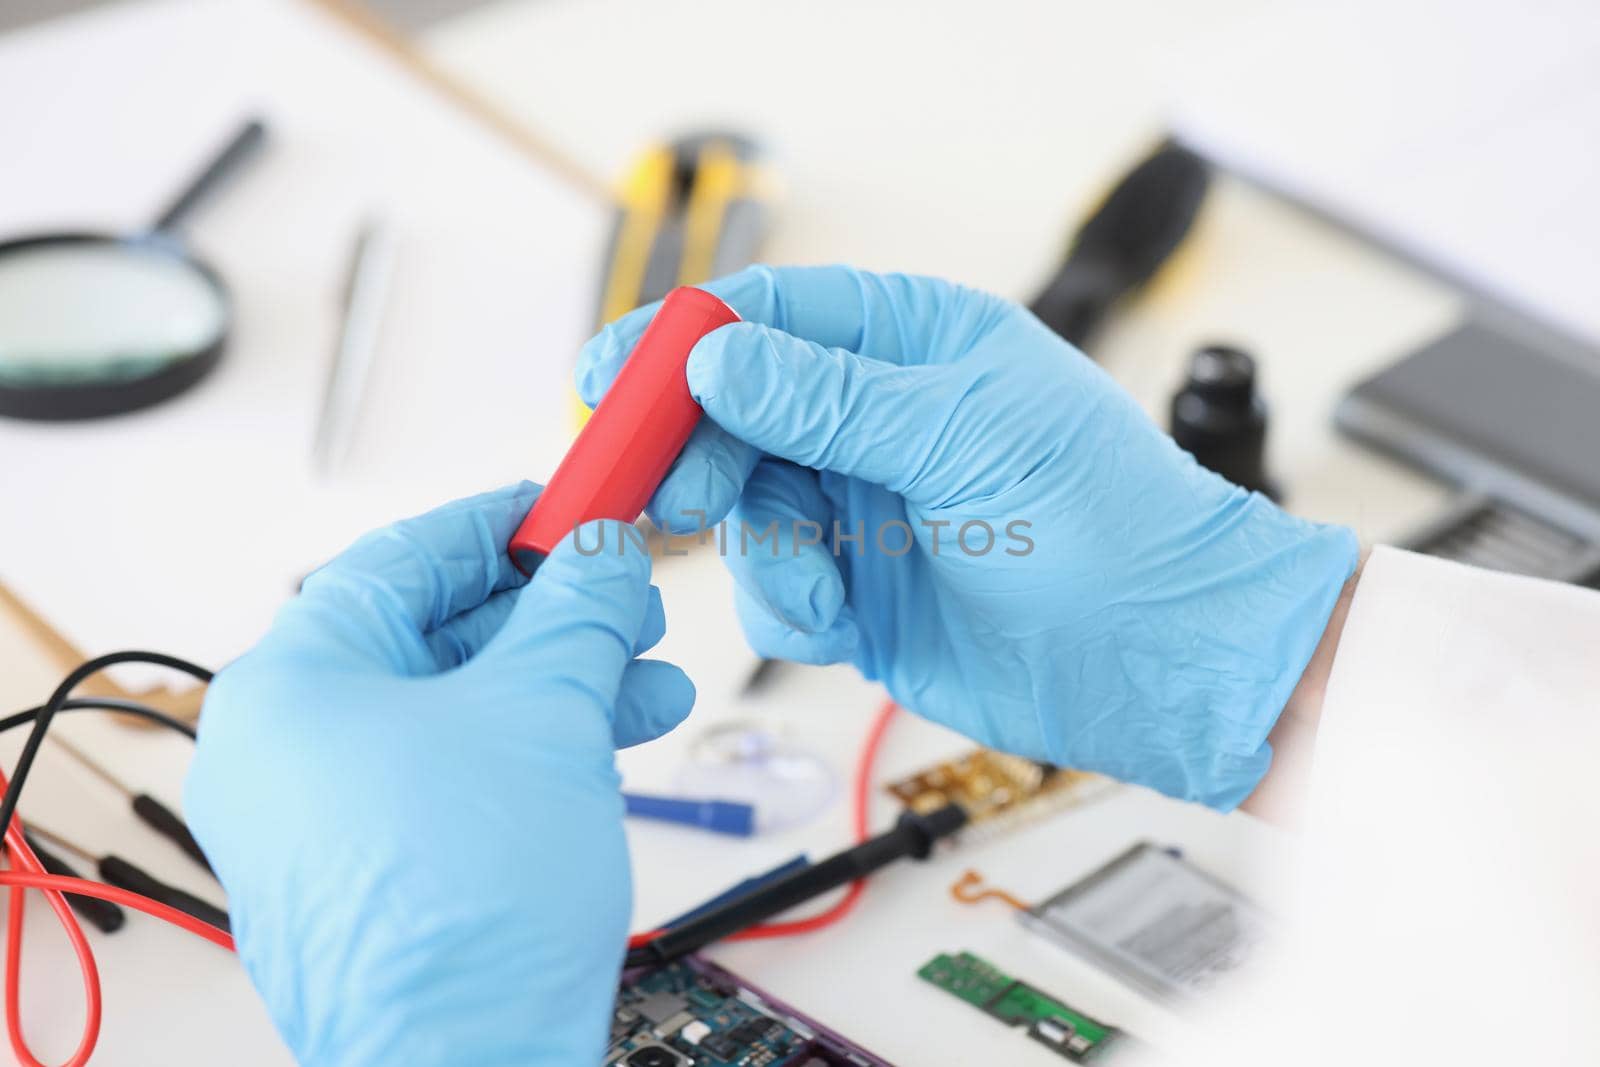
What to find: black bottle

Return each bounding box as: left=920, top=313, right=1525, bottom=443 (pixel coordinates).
left=1169, top=344, right=1281, bottom=501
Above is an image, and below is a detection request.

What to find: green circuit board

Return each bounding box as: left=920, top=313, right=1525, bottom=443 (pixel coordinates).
left=918, top=951, right=1120, bottom=1062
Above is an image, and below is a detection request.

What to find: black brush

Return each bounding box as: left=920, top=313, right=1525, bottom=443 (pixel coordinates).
left=1029, top=142, right=1211, bottom=350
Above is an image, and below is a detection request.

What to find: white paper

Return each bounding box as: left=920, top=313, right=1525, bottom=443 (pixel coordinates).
left=1169, top=0, right=1600, bottom=344
left=0, top=0, right=607, bottom=688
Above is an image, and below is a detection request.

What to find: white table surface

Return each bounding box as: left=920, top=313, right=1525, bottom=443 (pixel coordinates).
left=0, top=0, right=1470, bottom=1062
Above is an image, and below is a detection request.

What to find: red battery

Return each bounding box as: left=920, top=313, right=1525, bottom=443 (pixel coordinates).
left=509, top=286, right=740, bottom=571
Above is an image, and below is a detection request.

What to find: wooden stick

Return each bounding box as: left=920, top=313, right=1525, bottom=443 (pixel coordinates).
left=307, top=0, right=615, bottom=205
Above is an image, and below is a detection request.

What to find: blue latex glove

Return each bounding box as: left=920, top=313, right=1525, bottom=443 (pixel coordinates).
left=579, top=266, right=1359, bottom=808
left=185, top=484, right=694, bottom=1066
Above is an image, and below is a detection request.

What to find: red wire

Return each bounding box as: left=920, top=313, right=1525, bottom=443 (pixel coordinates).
left=0, top=875, right=232, bottom=953
left=628, top=698, right=899, bottom=950
left=0, top=764, right=234, bottom=1066
left=0, top=699, right=899, bottom=1062
left=0, top=768, right=102, bottom=1067
left=726, top=697, right=894, bottom=940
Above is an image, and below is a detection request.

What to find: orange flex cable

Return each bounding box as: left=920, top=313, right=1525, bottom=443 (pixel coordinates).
left=950, top=869, right=1030, bottom=912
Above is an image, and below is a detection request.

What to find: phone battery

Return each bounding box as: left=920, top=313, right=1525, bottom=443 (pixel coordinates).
left=1021, top=842, right=1268, bottom=1002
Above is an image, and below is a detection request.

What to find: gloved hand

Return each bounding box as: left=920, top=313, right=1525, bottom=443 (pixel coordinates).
left=185, top=484, right=693, bottom=1066
left=579, top=266, right=1358, bottom=808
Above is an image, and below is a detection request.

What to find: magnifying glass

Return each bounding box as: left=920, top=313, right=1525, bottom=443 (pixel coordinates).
left=0, top=119, right=265, bottom=421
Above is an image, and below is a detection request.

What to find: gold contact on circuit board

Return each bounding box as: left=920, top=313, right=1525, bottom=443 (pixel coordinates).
left=884, top=748, right=1113, bottom=838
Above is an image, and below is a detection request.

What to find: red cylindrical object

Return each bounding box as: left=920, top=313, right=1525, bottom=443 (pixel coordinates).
left=509, top=286, right=740, bottom=571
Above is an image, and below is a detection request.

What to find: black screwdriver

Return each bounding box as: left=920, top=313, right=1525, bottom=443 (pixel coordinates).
left=19, top=830, right=126, bottom=934
left=25, top=824, right=230, bottom=934
left=49, top=734, right=213, bottom=875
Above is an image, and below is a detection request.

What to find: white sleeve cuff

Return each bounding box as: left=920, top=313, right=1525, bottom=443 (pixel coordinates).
left=1317, top=544, right=1600, bottom=757
left=1292, top=544, right=1600, bottom=1064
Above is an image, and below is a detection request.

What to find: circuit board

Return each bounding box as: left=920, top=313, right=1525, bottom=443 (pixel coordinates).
left=610, top=957, right=890, bottom=1066
left=884, top=749, right=1111, bottom=841
left=918, top=951, right=1120, bottom=1062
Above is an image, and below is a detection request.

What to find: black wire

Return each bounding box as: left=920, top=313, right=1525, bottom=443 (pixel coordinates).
left=624, top=804, right=968, bottom=968
left=0, top=652, right=212, bottom=838
left=0, top=697, right=198, bottom=741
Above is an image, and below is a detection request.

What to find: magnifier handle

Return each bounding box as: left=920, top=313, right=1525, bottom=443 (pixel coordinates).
left=151, top=118, right=267, bottom=234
